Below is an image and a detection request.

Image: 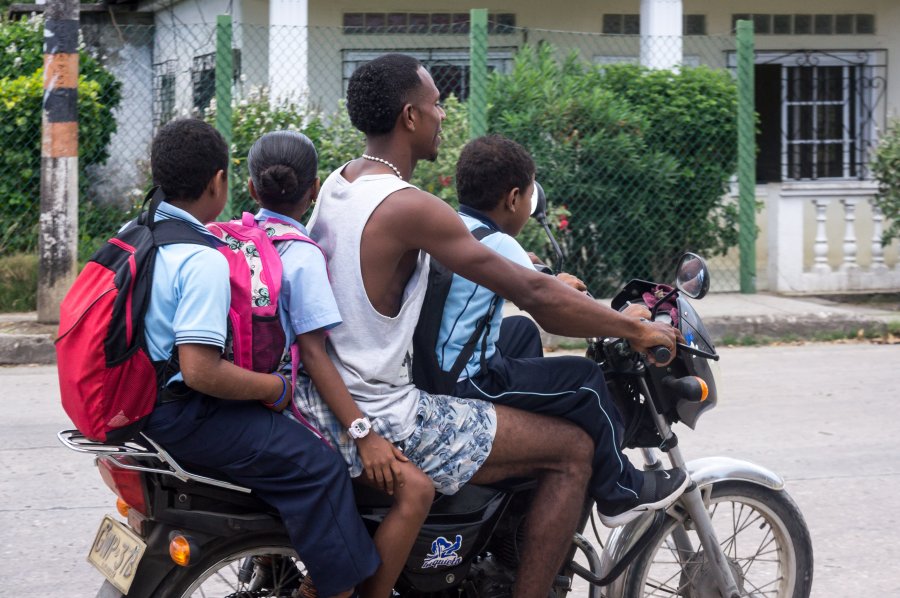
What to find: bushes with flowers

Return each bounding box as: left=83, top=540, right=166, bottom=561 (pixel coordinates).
left=487, top=44, right=739, bottom=294
left=0, top=15, right=122, bottom=257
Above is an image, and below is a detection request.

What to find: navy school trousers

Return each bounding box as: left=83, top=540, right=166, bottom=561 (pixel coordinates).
left=144, top=395, right=380, bottom=597
left=454, top=315, right=643, bottom=503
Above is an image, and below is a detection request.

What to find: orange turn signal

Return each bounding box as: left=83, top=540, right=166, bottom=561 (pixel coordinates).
left=116, top=498, right=130, bottom=518
left=695, top=377, right=709, bottom=402
left=169, top=535, right=192, bottom=567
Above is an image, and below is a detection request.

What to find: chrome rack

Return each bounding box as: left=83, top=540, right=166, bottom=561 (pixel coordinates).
left=57, top=429, right=252, bottom=494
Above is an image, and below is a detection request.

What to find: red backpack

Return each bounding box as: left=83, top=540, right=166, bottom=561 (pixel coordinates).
left=56, top=189, right=215, bottom=442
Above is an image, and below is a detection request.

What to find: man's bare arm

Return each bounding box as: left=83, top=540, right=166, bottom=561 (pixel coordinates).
left=387, top=190, right=677, bottom=355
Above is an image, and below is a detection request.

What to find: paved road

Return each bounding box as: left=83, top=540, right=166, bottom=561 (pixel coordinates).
left=1, top=343, right=898, bottom=596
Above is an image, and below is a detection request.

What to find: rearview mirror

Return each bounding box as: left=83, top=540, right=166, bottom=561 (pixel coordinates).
left=675, top=252, right=710, bottom=299
left=530, top=181, right=547, bottom=219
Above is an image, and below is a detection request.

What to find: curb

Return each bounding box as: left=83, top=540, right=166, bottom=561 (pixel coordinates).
left=539, top=314, right=895, bottom=350
left=704, top=314, right=892, bottom=343
left=0, top=333, right=56, bottom=365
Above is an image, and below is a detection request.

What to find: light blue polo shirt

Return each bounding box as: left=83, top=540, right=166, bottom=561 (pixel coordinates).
left=142, top=202, right=231, bottom=380
left=436, top=212, right=535, bottom=380
left=255, top=208, right=342, bottom=343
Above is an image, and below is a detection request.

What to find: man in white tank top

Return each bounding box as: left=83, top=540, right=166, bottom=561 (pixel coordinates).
left=309, top=53, right=679, bottom=598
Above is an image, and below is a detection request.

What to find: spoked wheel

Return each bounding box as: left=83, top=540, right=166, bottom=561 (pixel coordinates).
left=624, top=481, right=813, bottom=598
left=157, top=534, right=307, bottom=598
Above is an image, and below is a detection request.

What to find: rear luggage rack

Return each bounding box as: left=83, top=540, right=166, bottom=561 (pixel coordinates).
left=58, top=429, right=252, bottom=493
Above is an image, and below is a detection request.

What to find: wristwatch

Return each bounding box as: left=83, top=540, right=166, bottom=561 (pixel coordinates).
left=348, top=417, right=372, bottom=439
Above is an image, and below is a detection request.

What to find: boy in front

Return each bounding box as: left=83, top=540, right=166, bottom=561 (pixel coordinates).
left=434, top=134, right=688, bottom=527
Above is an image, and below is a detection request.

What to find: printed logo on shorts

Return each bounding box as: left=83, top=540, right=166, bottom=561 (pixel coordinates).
left=422, top=535, right=463, bottom=569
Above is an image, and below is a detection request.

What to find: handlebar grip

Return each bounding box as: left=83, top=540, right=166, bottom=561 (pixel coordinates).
left=649, top=345, right=671, bottom=364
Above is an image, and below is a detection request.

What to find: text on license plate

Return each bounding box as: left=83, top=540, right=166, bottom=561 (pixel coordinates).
left=87, top=515, right=147, bottom=594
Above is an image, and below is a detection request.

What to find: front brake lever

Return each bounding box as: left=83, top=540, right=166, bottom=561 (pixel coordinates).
left=676, top=342, right=720, bottom=361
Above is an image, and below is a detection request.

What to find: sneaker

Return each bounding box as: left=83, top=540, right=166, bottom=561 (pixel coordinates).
left=595, top=468, right=689, bottom=527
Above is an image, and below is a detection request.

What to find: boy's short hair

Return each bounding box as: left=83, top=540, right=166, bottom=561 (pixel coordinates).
left=346, top=53, right=424, bottom=136
left=456, top=135, right=535, bottom=211
left=151, top=118, right=228, bottom=202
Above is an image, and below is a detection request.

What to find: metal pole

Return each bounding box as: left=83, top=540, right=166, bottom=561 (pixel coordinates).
left=38, top=0, right=80, bottom=323
left=469, top=8, right=488, bottom=139
left=215, top=14, right=234, bottom=218
left=737, top=19, right=757, bottom=294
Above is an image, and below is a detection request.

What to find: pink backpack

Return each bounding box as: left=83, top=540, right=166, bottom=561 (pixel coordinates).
left=206, top=213, right=323, bottom=376
left=208, top=213, right=332, bottom=444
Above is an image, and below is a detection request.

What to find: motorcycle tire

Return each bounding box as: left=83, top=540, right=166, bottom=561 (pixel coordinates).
left=151, top=532, right=304, bottom=598
left=623, top=481, right=813, bottom=598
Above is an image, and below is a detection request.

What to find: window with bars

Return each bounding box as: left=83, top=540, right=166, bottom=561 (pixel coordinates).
left=191, top=50, right=242, bottom=114
left=153, top=60, right=176, bottom=128
left=731, top=14, right=875, bottom=35
left=342, top=49, right=515, bottom=101
left=733, top=51, right=886, bottom=182
left=343, top=12, right=516, bottom=35
left=601, top=14, right=707, bottom=35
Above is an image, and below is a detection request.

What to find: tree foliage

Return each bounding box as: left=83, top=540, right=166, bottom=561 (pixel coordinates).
left=486, top=45, right=739, bottom=293
left=871, top=119, right=900, bottom=244
left=0, top=15, right=122, bottom=255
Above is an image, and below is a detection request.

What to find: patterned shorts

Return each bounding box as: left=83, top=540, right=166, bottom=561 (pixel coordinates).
left=288, top=376, right=497, bottom=496
left=399, top=392, right=497, bottom=495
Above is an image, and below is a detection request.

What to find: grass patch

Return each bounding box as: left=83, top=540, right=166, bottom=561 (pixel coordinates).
left=0, top=253, right=38, bottom=312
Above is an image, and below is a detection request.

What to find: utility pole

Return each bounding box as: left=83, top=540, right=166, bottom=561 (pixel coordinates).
left=38, top=0, right=80, bottom=323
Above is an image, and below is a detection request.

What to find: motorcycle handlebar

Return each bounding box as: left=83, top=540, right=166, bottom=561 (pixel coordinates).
left=649, top=345, right=672, bottom=364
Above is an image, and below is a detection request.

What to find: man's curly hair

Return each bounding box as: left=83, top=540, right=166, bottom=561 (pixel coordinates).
left=347, top=53, right=424, bottom=136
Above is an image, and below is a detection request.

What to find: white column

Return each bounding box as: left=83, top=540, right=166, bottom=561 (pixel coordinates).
left=840, top=198, right=860, bottom=272
left=870, top=201, right=888, bottom=274
left=812, top=199, right=831, bottom=274
left=770, top=191, right=806, bottom=292
left=269, top=0, right=309, bottom=105
left=640, top=0, right=682, bottom=69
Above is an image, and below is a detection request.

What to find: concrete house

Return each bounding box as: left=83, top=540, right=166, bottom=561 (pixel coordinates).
left=13, top=0, right=900, bottom=292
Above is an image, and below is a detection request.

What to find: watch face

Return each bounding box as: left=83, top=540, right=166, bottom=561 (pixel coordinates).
left=350, top=418, right=371, bottom=439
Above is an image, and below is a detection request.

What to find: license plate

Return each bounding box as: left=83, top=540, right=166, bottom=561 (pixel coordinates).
left=87, top=515, right=147, bottom=594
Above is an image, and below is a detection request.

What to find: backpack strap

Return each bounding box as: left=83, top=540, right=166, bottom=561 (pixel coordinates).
left=444, top=226, right=500, bottom=384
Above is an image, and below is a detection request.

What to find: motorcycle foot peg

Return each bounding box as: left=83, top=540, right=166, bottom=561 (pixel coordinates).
left=553, top=575, right=572, bottom=590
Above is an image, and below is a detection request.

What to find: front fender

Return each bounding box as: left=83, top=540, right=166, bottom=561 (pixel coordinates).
left=598, top=457, right=784, bottom=591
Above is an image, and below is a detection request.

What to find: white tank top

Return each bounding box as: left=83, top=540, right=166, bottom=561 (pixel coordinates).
left=307, top=167, right=430, bottom=441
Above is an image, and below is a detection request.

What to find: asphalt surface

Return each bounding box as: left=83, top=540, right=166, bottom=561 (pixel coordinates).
left=2, top=342, right=899, bottom=596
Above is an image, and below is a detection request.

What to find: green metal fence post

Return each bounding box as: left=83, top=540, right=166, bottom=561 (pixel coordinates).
left=736, top=19, right=756, bottom=294
left=215, top=14, right=234, bottom=217
left=469, top=9, right=488, bottom=139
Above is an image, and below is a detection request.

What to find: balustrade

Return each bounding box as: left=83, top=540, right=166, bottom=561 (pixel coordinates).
left=769, top=182, right=900, bottom=293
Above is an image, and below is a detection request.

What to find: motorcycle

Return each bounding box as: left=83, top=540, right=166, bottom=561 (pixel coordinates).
left=59, top=186, right=813, bottom=598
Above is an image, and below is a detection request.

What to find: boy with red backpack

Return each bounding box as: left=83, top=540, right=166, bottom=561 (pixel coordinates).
left=118, top=119, right=379, bottom=598
left=243, top=131, right=434, bottom=598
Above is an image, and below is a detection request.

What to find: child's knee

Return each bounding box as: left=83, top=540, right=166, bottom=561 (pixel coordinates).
left=397, top=468, right=435, bottom=515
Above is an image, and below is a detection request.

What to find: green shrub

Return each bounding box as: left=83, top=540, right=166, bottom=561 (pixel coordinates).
left=0, top=253, right=38, bottom=312
left=487, top=45, right=739, bottom=293
left=871, top=119, right=900, bottom=244
left=207, top=91, right=470, bottom=219
left=0, top=15, right=122, bottom=256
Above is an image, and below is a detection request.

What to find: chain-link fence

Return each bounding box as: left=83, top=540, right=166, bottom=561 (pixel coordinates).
left=1, top=12, right=746, bottom=293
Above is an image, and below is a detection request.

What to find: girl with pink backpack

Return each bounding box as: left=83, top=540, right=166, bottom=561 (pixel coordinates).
left=245, top=131, right=434, bottom=598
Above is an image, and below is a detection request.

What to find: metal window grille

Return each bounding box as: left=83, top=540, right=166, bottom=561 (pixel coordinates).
left=737, top=50, right=887, bottom=181
left=341, top=49, right=515, bottom=101
left=152, top=60, right=176, bottom=128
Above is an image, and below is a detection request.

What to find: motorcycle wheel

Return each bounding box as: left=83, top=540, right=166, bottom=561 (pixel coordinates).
left=623, top=481, right=813, bottom=598
left=154, top=533, right=305, bottom=598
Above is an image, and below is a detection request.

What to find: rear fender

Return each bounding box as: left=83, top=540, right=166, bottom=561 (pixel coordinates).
left=598, top=457, right=784, bottom=592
